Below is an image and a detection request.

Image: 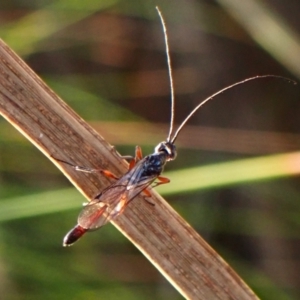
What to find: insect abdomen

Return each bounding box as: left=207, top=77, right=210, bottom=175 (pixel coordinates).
left=63, top=225, right=87, bottom=246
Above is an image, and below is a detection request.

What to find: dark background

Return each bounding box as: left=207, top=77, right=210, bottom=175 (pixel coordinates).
left=0, top=0, right=300, bottom=299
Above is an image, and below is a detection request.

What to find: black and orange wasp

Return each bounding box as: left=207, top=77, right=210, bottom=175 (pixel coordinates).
left=56, top=8, right=294, bottom=246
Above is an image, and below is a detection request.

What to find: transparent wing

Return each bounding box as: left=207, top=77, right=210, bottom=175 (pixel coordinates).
left=78, top=185, right=127, bottom=229
left=77, top=162, right=157, bottom=230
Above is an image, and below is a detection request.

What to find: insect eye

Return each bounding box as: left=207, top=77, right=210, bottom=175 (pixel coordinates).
left=166, top=143, right=177, bottom=160
left=154, top=142, right=165, bottom=153
left=154, top=142, right=177, bottom=160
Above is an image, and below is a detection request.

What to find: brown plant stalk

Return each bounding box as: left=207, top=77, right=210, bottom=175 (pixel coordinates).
left=0, top=38, right=259, bottom=300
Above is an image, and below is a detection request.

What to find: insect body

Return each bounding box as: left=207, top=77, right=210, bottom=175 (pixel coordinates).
left=60, top=8, right=294, bottom=246
left=63, top=142, right=175, bottom=246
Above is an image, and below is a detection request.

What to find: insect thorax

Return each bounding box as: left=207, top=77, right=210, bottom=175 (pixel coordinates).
left=141, top=152, right=168, bottom=177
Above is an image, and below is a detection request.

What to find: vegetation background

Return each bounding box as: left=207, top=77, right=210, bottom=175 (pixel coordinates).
left=0, top=0, right=300, bottom=299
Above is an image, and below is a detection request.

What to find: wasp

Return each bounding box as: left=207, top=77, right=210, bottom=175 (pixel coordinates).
left=56, top=8, right=293, bottom=246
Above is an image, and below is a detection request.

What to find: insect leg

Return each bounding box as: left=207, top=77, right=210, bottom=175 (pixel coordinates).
left=52, top=156, right=119, bottom=179
left=100, top=170, right=119, bottom=180
left=140, top=176, right=170, bottom=206
left=142, top=188, right=155, bottom=206
left=144, top=198, right=155, bottom=206
left=128, top=158, right=136, bottom=170
left=119, top=155, right=134, bottom=160
left=135, top=145, right=143, bottom=160
left=152, top=176, right=170, bottom=188
left=140, top=177, right=170, bottom=206
left=126, top=146, right=143, bottom=170
left=118, top=146, right=143, bottom=170
left=143, top=188, right=152, bottom=197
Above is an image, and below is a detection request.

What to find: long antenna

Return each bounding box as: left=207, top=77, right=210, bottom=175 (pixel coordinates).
left=170, top=75, right=296, bottom=143
left=156, top=7, right=175, bottom=142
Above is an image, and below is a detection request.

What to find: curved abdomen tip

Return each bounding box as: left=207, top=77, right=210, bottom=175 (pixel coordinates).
left=63, top=225, right=87, bottom=247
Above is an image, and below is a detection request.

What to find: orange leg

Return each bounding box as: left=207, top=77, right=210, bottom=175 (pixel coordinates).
left=135, top=145, right=143, bottom=160
left=99, top=169, right=119, bottom=180
left=152, top=176, right=170, bottom=187
left=127, top=145, right=143, bottom=170
left=53, top=145, right=144, bottom=179
left=142, top=189, right=155, bottom=206
left=142, top=176, right=170, bottom=206
left=119, top=154, right=134, bottom=169
left=52, top=156, right=119, bottom=180
left=128, top=159, right=136, bottom=170
left=143, top=188, right=152, bottom=197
